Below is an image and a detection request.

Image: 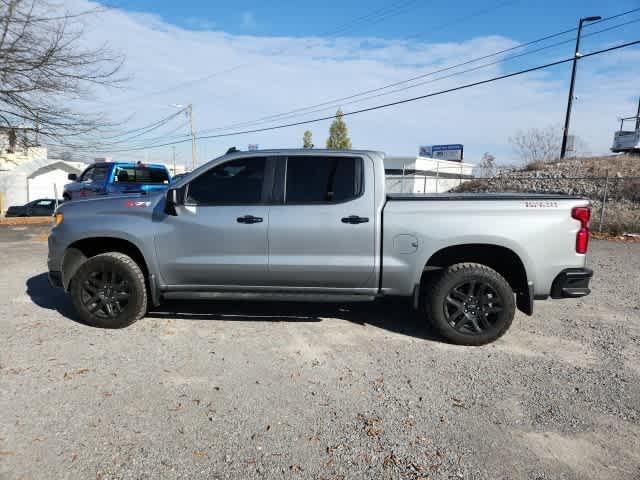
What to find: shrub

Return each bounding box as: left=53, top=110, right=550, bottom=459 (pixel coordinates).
left=524, top=160, right=547, bottom=171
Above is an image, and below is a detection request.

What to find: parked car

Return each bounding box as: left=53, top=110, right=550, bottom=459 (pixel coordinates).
left=63, top=162, right=171, bottom=200
left=5, top=198, right=62, bottom=217
left=47, top=149, right=593, bottom=345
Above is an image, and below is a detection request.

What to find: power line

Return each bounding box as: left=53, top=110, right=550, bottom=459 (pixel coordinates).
left=402, top=0, right=521, bottom=42
left=195, top=9, right=640, bottom=135
left=63, top=108, right=191, bottom=153
left=322, top=0, right=425, bottom=38
left=243, top=17, right=640, bottom=123
left=103, top=114, right=187, bottom=145
left=95, top=5, right=640, bottom=139
left=99, top=39, right=640, bottom=153
left=96, top=120, right=191, bottom=149
left=101, top=1, right=423, bottom=109
left=101, top=106, right=187, bottom=140
left=79, top=15, right=640, bottom=152
left=86, top=7, right=640, bottom=151
left=106, top=63, right=249, bottom=108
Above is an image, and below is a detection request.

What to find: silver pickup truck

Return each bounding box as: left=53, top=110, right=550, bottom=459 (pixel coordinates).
left=47, top=149, right=593, bottom=345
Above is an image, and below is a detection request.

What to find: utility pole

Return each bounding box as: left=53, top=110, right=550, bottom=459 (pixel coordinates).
left=635, top=96, right=640, bottom=131
left=560, top=15, right=601, bottom=159
left=172, top=145, right=176, bottom=176
left=187, top=104, right=198, bottom=170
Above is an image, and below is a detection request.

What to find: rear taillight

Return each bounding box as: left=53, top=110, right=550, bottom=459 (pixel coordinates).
left=571, top=206, right=591, bottom=254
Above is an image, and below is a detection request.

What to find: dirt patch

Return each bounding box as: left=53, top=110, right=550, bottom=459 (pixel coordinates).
left=0, top=216, right=52, bottom=226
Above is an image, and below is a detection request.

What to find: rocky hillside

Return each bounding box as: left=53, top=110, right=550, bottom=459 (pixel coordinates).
left=455, top=155, right=640, bottom=234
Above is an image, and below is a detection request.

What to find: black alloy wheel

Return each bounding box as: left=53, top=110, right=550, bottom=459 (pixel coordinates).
left=81, top=269, right=131, bottom=319
left=444, top=279, right=504, bottom=335
left=70, top=252, right=148, bottom=328
left=425, top=263, right=516, bottom=346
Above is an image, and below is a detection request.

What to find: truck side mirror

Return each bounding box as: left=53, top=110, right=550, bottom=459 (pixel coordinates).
left=164, top=187, right=183, bottom=216
left=68, top=173, right=77, bottom=181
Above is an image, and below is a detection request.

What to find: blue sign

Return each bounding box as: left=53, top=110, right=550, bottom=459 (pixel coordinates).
left=419, top=144, right=463, bottom=161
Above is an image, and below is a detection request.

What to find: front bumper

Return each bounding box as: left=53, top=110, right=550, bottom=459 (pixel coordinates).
left=550, top=268, right=593, bottom=299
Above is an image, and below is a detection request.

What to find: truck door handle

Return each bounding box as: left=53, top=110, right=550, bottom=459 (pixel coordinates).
left=237, top=215, right=263, bottom=224
left=341, top=215, right=369, bottom=224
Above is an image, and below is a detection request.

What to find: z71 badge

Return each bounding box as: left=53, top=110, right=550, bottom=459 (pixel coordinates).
left=124, top=200, right=151, bottom=208
left=525, top=200, right=559, bottom=208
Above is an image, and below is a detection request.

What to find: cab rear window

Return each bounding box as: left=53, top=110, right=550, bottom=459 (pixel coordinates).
left=114, top=167, right=169, bottom=184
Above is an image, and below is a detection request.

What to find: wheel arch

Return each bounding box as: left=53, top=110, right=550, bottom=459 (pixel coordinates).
left=61, top=237, right=150, bottom=291
left=420, top=243, right=532, bottom=315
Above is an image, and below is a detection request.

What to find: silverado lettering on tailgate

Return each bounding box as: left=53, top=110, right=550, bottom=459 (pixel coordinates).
left=525, top=200, right=559, bottom=208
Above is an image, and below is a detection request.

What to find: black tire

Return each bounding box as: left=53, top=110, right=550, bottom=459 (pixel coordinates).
left=425, top=262, right=515, bottom=346
left=70, top=252, right=147, bottom=328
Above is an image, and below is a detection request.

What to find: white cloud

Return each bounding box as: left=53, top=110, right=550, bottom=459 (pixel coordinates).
left=67, top=1, right=639, bottom=166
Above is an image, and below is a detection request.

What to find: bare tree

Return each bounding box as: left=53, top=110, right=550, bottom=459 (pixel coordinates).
left=509, top=126, right=562, bottom=165
left=0, top=0, right=124, bottom=145
left=478, top=152, right=496, bottom=178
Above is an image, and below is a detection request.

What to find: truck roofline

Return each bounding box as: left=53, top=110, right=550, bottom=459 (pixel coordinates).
left=216, top=148, right=385, bottom=156
left=90, top=162, right=168, bottom=168
left=170, top=149, right=386, bottom=189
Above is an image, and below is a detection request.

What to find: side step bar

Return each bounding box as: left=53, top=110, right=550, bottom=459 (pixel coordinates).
left=162, top=291, right=377, bottom=303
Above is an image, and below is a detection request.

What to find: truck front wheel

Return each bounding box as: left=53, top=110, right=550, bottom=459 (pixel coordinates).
left=425, top=263, right=515, bottom=346
left=70, top=252, right=148, bottom=328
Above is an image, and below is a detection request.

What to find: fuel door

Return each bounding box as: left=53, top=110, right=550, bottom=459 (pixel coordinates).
left=393, top=234, right=419, bottom=254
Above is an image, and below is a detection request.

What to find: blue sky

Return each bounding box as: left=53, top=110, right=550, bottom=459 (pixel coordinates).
left=107, top=0, right=638, bottom=43
left=73, top=0, right=640, bottom=166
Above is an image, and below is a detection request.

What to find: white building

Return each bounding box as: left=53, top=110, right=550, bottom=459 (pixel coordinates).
left=384, top=156, right=474, bottom=194
left=0, top=126, right=48, bottom=171
left=0, top=158, right=84, bottom=212
left=26, top=161, right=85, bottom=201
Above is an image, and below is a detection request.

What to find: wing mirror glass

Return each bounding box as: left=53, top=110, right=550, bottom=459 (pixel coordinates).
left=68, top=173, right=78, bottom=181
left=165, top=187, right=184, bottom=216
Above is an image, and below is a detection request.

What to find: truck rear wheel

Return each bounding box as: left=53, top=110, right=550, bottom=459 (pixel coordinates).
left=70, top=252, right=147, bottom=328
left=425, top=263, right=515, bottom=346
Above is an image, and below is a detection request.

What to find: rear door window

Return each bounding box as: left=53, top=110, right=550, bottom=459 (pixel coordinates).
left=285, top=156, right=361, bottom=204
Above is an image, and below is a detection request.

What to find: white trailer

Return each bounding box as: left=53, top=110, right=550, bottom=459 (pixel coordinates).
left=611, top=98, right=640, bottom=154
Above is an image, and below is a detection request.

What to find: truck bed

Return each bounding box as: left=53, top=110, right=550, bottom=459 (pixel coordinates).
left=381, top=192, right=590, bottom=297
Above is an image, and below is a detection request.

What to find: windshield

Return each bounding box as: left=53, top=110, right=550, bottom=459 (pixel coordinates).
left=79, top=165, right=110, bottom=182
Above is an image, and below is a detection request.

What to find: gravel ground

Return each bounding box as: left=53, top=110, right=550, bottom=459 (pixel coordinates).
left=1, top=226, right=639, bottom=480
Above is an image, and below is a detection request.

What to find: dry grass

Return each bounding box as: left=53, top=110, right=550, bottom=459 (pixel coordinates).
left=595, top=200, right=640, bottom=236
left=575, top=154, right=640, bottom=177
left=524, top=160, right=548, bottom=171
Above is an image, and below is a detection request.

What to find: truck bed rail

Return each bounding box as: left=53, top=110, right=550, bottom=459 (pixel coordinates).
left=386, top=193, right=586, bottom=201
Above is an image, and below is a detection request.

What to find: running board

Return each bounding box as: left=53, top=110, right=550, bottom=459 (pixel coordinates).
left=162, top=291, right=377, bottom=303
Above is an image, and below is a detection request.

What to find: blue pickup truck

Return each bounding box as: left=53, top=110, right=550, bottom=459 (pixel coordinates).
left=63, top=162, right=171, bottom=201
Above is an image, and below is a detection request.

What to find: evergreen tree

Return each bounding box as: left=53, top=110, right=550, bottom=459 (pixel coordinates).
left=326, top=109, right=352, bottom=149
left=303, top=130, right=314, bottom=148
